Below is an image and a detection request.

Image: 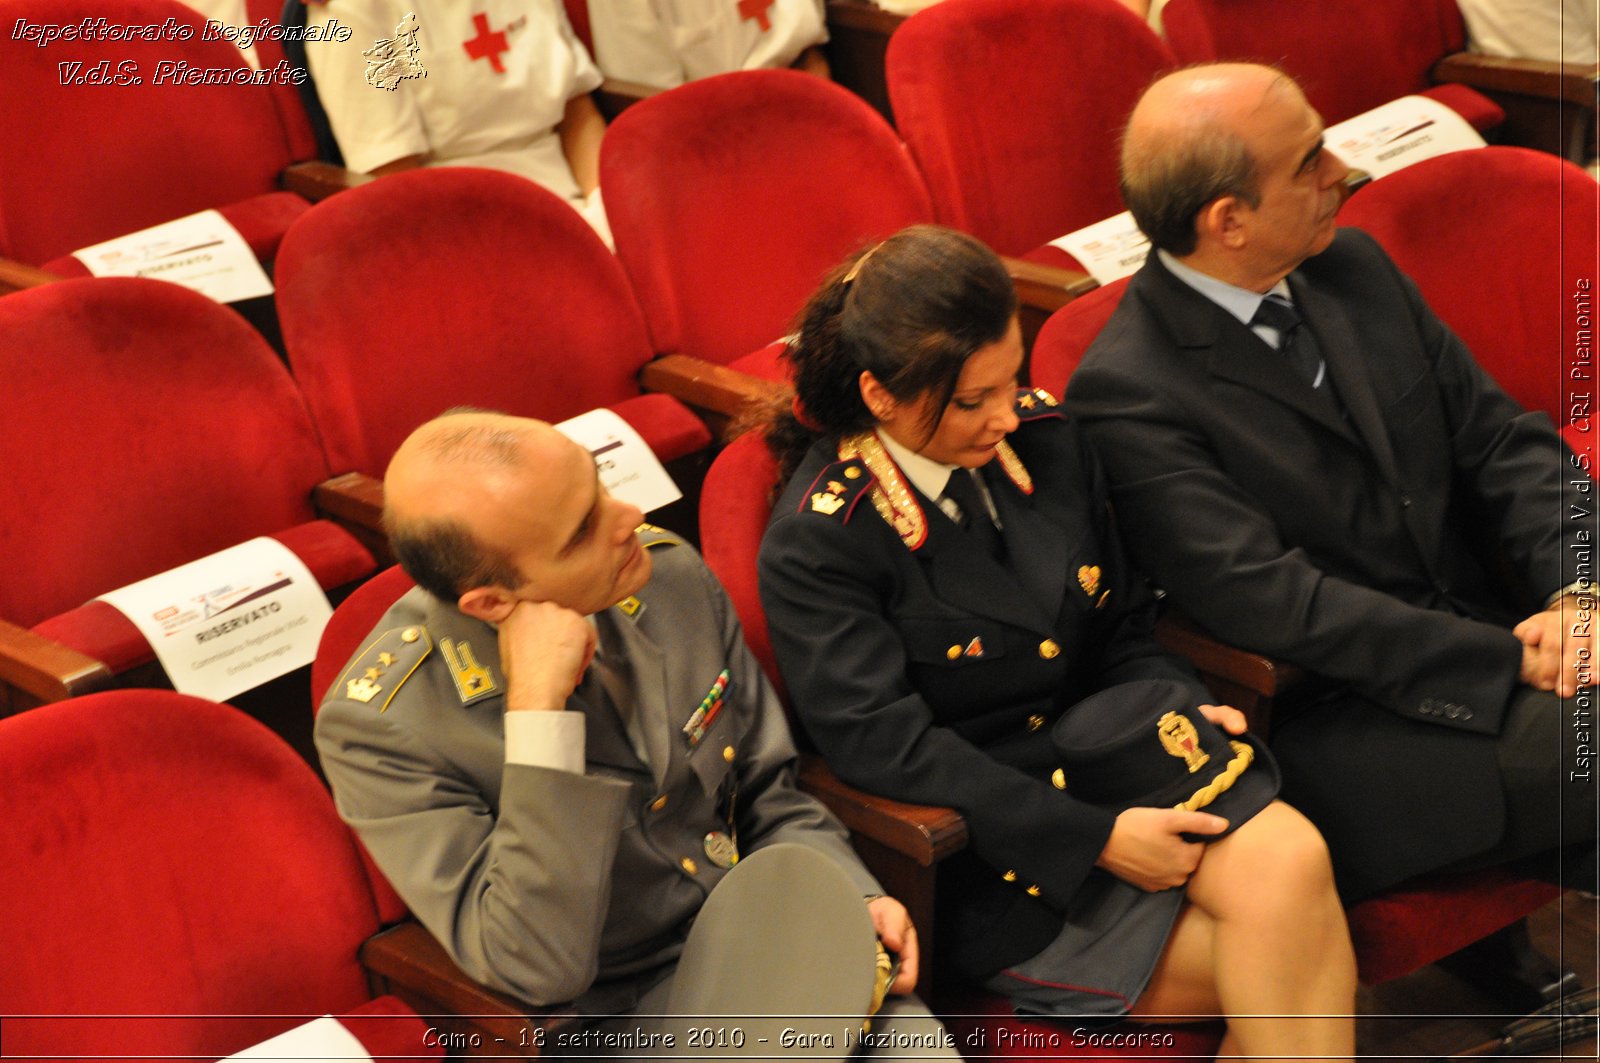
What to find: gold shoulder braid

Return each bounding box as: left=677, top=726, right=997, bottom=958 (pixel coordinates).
left=1174, top=741, right=1255, bottom=813
left=993, top=440, right=1034, bottom=495
left=838, top=432, right=928, bottom=550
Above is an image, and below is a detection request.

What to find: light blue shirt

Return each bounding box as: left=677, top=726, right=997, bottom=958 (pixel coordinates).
left=1157, top=250, right=1294, bottom=350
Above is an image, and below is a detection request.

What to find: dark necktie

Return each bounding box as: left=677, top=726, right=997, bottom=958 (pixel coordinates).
left=942, top=468, right=1003, bottom=560
left=1252, top=293, right=1326, bottom=391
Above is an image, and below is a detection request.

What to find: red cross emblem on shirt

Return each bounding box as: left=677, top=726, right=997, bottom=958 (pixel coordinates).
left=738, top=0, right=776, bottom=32
left=462, top=12, right=510, bottom=73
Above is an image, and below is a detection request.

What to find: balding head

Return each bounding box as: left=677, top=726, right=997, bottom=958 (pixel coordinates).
left=1120, top=63, right=1302, bottom=256
left=384, top=412, right=571, bottom=603
left=384, top=410, right=651, bottom=617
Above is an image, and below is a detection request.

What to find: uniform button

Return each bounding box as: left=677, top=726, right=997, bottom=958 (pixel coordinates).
left=650, top=795, right=668, bottom=812
left=1051, top=768, right=1066, bottom=790
left=680, top=857, right=698, bottom=875
left=946, top=644, right=962, bottom=661
left=401, top=627, right=420, bottom=643
left=722, top=745, right=735, bottom=763
left=1025, top=885, right=1041, bottom=897
left=1002, top=869, right=1017, bottom=882
left=1038, top=639, right=1061, bottom=660
left=1027, top=714, right=1046, bottom=732
left=1400, top=494, right=1412, bottom=508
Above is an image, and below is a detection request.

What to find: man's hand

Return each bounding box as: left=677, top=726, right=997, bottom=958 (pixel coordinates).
left=865, top=896, right=918, bottom=996
left=1515, top=596, right=1595, bottom=699
left=1198, top=703, right=1247, bottom=734
left=500, top=600, right=596, bottom=713
left=1096, top=806, right=1228, bottom=891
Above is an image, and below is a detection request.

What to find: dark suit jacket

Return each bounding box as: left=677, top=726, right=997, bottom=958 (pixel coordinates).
left=759, top=394, right=1205, bottom=977
left=1064, top=229, right=1582, bottom=895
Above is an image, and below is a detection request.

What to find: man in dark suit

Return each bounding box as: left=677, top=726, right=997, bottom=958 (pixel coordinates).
left=1064, top=63, right=1594, bottom=906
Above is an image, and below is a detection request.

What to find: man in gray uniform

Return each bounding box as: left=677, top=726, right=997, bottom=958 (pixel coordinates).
left=316, top=411, right=955, bottom=1056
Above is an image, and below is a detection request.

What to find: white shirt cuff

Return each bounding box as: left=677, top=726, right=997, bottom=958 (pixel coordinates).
left=505, top=710, right=586, bottom=773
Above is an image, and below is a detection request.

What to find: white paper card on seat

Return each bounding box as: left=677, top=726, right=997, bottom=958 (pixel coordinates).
left=1048, top=211, right=1151, bottom=286
left=97, top=537, right=333, bottom=703
left=1324, top=95, right=1485, bottom=180
left=223, top=1014, right=373, bottom=1062
left=556, top=408, right=683, bottom=513
left=71, top=208, right=274, bottom=303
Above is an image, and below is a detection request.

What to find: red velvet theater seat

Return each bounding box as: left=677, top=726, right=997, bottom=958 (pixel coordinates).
left=1337, top=146, right=1596, bottom=434
left=274, top=166, right=711, bottom=478
left=601, top=69, right=937, bottom=380
left=0, top=277, right=377, bottom=711
left=0, top=690, right=440, bottom=1061
left=1161, top=0, right=1505, bottom=133
left=1030, top=276, right=1564, bottom=989
left=884, top=0, right=1176, bottom=271
left=0, top=0, right=317, bottom=277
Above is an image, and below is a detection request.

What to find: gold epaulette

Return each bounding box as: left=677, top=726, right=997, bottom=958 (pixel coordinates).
left=334, top=624, right=433, bottom=713
left=1014, top=386, right=1063, bottom=422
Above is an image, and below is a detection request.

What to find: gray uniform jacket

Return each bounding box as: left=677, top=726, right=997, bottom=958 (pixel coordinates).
left=315, top=529, right=879, bottom=1010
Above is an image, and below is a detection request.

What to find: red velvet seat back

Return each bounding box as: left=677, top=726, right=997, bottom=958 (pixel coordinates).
left=886, top=0, right=1175, bottom=258
left=1162, top=0, right=1467, bottom=125
left=312, top=563, right=421, bottom=926
left=276, top=167, right=672, bottom=477
left=1029, top=276, right=1132, bottom=395
left=0, top=0, right=299, bottom=265
left=0, top=277, right=333, bottom=629
left=601, top=69, right=934, bottom=368
left=698, top=430, right=788, bottom=701
left=0, top=691, right=381, bottom=1057
left=1338, top=147, right=1594, bottom=427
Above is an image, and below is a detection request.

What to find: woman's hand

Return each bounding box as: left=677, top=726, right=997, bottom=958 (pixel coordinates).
left=1095, top=806, right=1228, bottom=891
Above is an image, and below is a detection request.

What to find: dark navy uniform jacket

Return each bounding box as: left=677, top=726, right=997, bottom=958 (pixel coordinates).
left=758, top=390, right=1204, bottom=978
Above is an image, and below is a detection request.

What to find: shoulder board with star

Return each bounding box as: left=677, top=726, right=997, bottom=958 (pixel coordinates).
left=798, top=458, right=875, bottom=522
left=1014, top=386, right=1064, bottom=422
left=335, top=624, right=433, bottom=713
left=636, top=523, right=681, bottom=549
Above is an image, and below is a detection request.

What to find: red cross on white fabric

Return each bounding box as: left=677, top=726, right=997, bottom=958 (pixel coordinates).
left=462, top=12, right=510, bottom=73
left=738, top=0, right=776, bottom=32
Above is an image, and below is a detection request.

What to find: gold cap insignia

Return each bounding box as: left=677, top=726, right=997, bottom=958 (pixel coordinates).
left=441, top=637, right=498, bottom=706
left=346, top=675, right=382, bottom=703
left=1157, top=711, right=1210, bottom=773
left=1078, top=565, right=1102, bottom=597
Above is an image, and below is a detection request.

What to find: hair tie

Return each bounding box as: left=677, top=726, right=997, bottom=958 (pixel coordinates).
left=841, top=240, right=884, bottom=287
left=790, top=393, right=824, bottom=432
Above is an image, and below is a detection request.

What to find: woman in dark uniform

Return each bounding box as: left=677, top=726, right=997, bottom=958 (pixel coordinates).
left=758, top=226, right=1355, bottom=1058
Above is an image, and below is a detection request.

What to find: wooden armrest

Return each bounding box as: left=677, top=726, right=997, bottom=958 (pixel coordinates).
left=798, top=754, right=968, bottom=867
left=594, top=78, right=662, bottom=120
left=0, top=616, right=115, bottom=712
left=0, top=257, right=63, bottom=294
left=1433, top=52, right=1599, bottom=107
left=362, top=921, right=574, bottom=1052
left=639, top=353, right=788, bottom=431
left=281, top=160, right=374, bottom=201
left=1156, top=612, right=1303, bottom=698
left=1001, top=256, right=1098, bottom=318
left=314, top=471, right=394, bottom=565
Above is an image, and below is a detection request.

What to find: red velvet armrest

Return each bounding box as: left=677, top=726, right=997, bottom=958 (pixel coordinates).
left=639, top=354, right=789, bottom=436
left=361, top=921, right=575, bottom=1055
left=281, top=160, right=375, bottom=201
left=0, top=616, right=114, bottom=713
left=0, top=257, right=64, bottom=294
left=315, top=472, right=394, bottom=566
